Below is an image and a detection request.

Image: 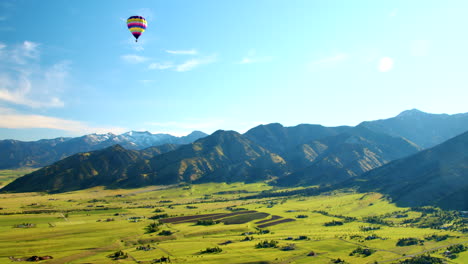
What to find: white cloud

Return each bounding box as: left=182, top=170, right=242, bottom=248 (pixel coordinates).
left=175, top=55, right=217, bottom=72
left=166, top=49, right=198, bottom=55
left=0, top=42, right=70, bottom=108
left=9, top=41, right=40, bottom=64
left=121, top=54, right=149, bottom=64
left=378, top=57, right=394, bottom=72
left=133, top=45, right=144, bottom=52
left=148, top=62, right=173, bottom=70
left=239, top=57, right=272, bottom=64
left=0, top=108, right=127, bottom=134
left=238, top=50, right=272, bottom=64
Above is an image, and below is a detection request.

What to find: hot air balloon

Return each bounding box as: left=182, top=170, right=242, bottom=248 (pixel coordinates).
left=127, top=16, right=147, bottom=42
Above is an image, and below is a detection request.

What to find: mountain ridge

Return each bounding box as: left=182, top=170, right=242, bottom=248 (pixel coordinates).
left=0, top=130, right=208, bottom=169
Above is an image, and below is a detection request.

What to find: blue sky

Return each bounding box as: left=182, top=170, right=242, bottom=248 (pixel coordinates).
left=1, top=0, right=468, bottom=140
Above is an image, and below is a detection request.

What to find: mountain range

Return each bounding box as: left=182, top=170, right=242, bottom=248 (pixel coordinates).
left=354, top=130, right=468, bottom=210
left=2, top=109, right=468, bottom=210
left=0, top=130, right=207, bottom=169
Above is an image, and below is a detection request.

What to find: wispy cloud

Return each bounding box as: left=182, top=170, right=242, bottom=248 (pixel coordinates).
left=3, top=41, right=40, bottom=64
left=238, top=50, right=272, bottom=64
left=0, top=107, right=127, bottom=135
left=175, top=55, right=217, bottom=72
left=0, top=41, right=69, bottom=108
left=166, top=49, right=198, bottom=55
left=145, top=119, right=225, bottom=135
left=148, top=62, right=173, bottom=70
left=140, top=79, right=156, bottom=85
left=307, top=53, right=349, bottom=70
left=121, top=54, right=149, bottom=64
left=311, top=53, right=348, bottom=65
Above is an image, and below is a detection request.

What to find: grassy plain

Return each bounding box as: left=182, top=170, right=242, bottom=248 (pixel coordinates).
left=0, top=180, right=467, bottom=264
left=0, top=168, right=35, bottom=188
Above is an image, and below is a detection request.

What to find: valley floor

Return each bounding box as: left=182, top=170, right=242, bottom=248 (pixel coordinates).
left=0, top=182, right=467, bottom=264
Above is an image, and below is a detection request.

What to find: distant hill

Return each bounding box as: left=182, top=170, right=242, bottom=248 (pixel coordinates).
left=3, top=109, right=468, bottom=199
left=354, top=130, right=468, bottom=210
left=0, top=131, right=207, bottom=169
left=138, top=130, right=288, bottom=184
left=1, top=144, right=180, bottom=193
left=276, top=126, right=421, bottom=186
left=244, top=123, right=351, bottom=155
left=2, top=131, right=287, bottom=192
left=359, top=109, right=468, bottom=148
left=3, top=127, right=419, bottom=193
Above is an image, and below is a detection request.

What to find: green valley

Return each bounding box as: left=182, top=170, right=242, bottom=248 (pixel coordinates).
left=0, top=181, right=466, bottom=263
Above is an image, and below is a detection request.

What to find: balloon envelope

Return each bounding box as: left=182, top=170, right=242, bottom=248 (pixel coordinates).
left=127, top=16, right=147, bottom=41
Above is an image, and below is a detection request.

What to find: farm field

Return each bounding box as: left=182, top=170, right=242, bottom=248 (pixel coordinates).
left=0, top=168, right=35, bottom=188
left=0, top=180, right=467, bottom=264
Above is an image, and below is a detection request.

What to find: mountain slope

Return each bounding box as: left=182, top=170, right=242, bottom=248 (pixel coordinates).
left=355, top=130, right=468, bottom=210
left=276, top=127, right=421, bottom=186
left=244, top=123, right=351, bottom=155
left=136, top=130, right=288, bottom=184
left=2, top=131, right=288, bottom=192
left=360, top=109, right=468, bottom=148
left=1, top=145, right=143, bottom=193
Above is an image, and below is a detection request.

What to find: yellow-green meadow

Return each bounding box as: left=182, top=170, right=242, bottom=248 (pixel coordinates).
left=0, top=178, right=466, bottom=263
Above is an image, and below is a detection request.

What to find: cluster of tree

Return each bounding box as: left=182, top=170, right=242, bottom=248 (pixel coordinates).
left=285, top=235, right=309, bottom=241
left=364, top=234, right=381, bottom=240
left=226, top=206, right=248, bottom=211
left=313, top=210, right=357, bottom=222
left=253, top=229, right=270, bottom=234
left=107, top=250, right=128, bottom=260
left=242, top=186, right=330, bottom=200
left=362, top=215, right=393, bottom=226
left=444, top=244, right=467, bottom=259
left=424, top=234, right=449, bottom=241
left=144, top=222, right=162, bottom=234
left=398, top=254, right=443, bottom=264
left=296, top=214, right=308, bottom=218
left=281, top=243, right=296, bottom=251
left=149, top=213, right=169, bottom=220
left=349, top=247, right=375, bottom=257
left=153, top=208, right=165, bottom=213
left=396, top=237, right=423, bottom=247
left=200, top=247, right=222, bottom=254
left=331, top=258, right=348, bottom=263
left=158, top=230, right=173, bottom=236
left=359, top=226, right=381, bottom=232
left=324, top=220, right=344, bottom=226
left=406, top=207, right=467, bottom=232
left=242, top=236, right=254, bottom=241
left=255, top=240, right=278, bottom=248
left=136, top=245, right=154, bottom=251
left=196, top=219, right=219, bottom=225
